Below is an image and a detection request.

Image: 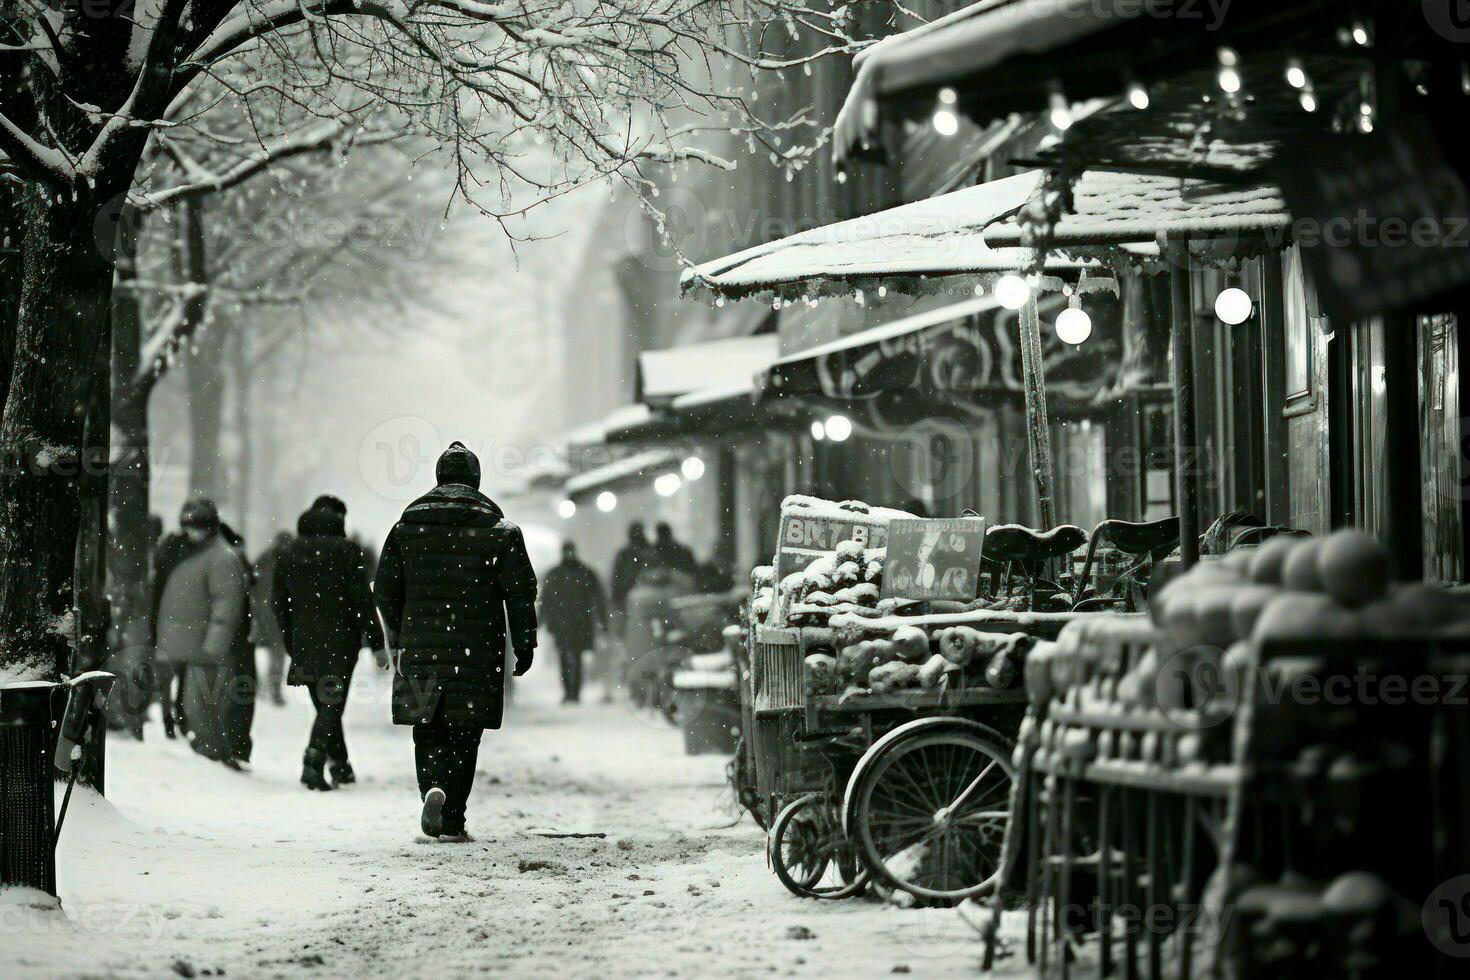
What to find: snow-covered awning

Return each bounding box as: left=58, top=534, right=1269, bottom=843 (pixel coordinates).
left=564, top=448, right=681, bottom=500
left=834, top=0, right=1111, bottom=162
left=767, top=296, right=999, bottom=396
left=680, top=171, right=1083, bottom=304
left=636, top=333, right=780, bottom=404
left=982, top=171, right=1291, bottom=248
left=564, top=404, right=655, bottom=450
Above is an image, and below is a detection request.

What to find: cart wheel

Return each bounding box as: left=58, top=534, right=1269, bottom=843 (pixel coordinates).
left=850, top=726, right=1014, bottom=905
left=769, top=794, right=870, bottom=900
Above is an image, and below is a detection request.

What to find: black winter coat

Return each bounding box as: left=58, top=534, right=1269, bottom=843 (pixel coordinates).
left=272, top=507, right=383, bottom=688
left=373, top=483, right=538, bottom=730
left=539, top=559, right=606, bottom=652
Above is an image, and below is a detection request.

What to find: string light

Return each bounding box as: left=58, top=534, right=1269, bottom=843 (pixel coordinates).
left=877, top=285, right=887, bottom=298
left=823, top=415, right=853, bottom=442
left=1300, top=89, right=1318, bottom=112
left=1048, top=91, right=1073, bottom=130
left=596, top=491, right=618, bottom=513
left=938, top=87, right=958, bottom=105
left=1217, top=47, right=1242, bottom=95
left=654, top=473, right=682, bottom=497
left=995, top=274, right=1030, bottom=311
left=557, top=499, right=577, bottom=519
left=932, top=108, right=959, bottom=136
left=1285, top=60, right=1308, bottom=89
left=1127, top=82, right=1150, bottom=110
left=1215, top=286, right=1253, bottom=325
left=681, top=457, right=705, bottom=480
left=1055, top=306, right=1092, bottom=345
left=810, top=420, right=826, bottom=441
left=1351, top=20, right=1370, bottom=47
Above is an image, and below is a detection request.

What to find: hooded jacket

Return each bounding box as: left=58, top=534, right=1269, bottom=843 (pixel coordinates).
left=373, top=480, right=538, bottom=729
left=272, top=503, right=383, bottom=686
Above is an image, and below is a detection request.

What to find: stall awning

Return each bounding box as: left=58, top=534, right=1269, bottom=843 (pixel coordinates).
left=564, top=448, right=681, bottom=500
left=982, top=171, right=1291, bottom=248
left=680, top=170, right=1084, bottom=304
left=636, top=333, right=780, bottom=404
left=832, top=0, right=1350, bottom=165
left=768, top=297, right=999, bottom=396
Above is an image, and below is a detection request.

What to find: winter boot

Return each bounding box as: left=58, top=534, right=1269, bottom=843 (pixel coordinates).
left=421, top=787, right=447, bottom=837
left=301, top=750, right=333, bottom=791
left=329, top=759, right=356, bottom=787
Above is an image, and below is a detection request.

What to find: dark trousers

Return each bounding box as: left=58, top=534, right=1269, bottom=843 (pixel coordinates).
left=555, top=635, right=590, bottom=702
left=412, top=713, right=482, bottom=832
left=306, top=672, right=352, bottom=763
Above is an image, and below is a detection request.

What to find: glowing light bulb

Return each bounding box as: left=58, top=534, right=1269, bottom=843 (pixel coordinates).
left=1214, top=287, right=1253, bottom=325
left=932, top=109, right=959, bottom=136
left=557, top=499, right=576, bottom=519
left=823, top=415, right=853, bottom=443
left=810, top=420, right=826, bottom=441
left=1055, top=307, right=1093, bottom=345
left=654, top=473, right=682, bottom=497
left=681, top=456, right=705, bottom=481
left=1048, top=92, right=1072, bottom=131
left=1218, top=66, right=1242, bottom=94
left=1285, top=62, right=1307, bottom=89
left=995, top=274, right=1030, bottom=311
left=1300, top=90, right=1318, bottom=112
left=596, top=491, right=617, bottom=513
left=1127, top=82, right=1150, bottom=110
left=938, top=87, right=957, bottom=106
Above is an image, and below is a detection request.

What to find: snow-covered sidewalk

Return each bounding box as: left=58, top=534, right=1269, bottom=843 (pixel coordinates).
left=2, top=657, right=1005, bottom=978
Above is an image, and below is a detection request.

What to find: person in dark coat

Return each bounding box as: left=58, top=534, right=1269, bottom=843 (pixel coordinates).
left=273, top=498, right=384, bottom=790
left=610, top=522, right=653, bottom=620
left=152, top=498, right=256, bottom=768
left=252, top=531, right=294, bottom=706
left=538, top=541, right=607, bottom=704
left=653, top=521, right=698, bottom=576
left=373, top=442, right=538, bottom=840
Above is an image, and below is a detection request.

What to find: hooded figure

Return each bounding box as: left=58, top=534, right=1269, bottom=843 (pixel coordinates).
left=273, top=498, right=384, bottom=789
left=152, top=498, right=255, bottom=767
left=373, top=441, right=538, bottom=839
left=610, top=522, right=654, bottom=618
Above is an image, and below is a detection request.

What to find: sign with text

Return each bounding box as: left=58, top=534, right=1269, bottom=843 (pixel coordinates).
left=881, top=518, right=987, bottom=602
left=1272, top=118, right=1470, bottom=321
left=773, top=513, right=888, bottom=581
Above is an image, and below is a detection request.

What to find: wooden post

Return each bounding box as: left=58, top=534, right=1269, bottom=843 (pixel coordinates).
left=1018, top=291, right=1056, bottom=529
left=1167, top=241, right=1200, bottom=567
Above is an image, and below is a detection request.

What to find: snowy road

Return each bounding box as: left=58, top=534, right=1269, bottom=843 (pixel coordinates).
left=2, top=657, right=1011, bottom=978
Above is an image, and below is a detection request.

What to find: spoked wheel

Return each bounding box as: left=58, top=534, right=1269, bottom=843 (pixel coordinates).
left=769, top=794, right=870, bottom=899
left=849, top=724, right=1014, bottom=905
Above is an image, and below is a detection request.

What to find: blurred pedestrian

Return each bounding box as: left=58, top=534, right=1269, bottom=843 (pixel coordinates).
left=252, top=531, right=294, bottom=706
left=653, top=521, right=697, bottom=576
left=152, top=498, right=256, bottom=769
left=538, top=541, right=607, bottom=704
left=610, top=522, right=653, bottom=620
left=374, top=442, right=538, bottom=841
left=273, top=496, right=384, bottom=791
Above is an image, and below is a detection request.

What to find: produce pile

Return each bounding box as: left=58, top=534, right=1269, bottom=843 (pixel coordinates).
left=805, top=625, right=1034, bottom=700
left=1022, top=528, right=1470, bottom=773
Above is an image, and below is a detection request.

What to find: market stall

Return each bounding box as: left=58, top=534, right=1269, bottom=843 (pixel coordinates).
left=981, top=531, right=1470, bottom=977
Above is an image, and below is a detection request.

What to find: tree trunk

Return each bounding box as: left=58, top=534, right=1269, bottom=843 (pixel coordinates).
left=180, top=201, right=223, bottom=502
left=231, top=327, right=253, bottom=541
left=106, top=211, right=155, bottom=732
left=0, top=186, right=117, bottom=681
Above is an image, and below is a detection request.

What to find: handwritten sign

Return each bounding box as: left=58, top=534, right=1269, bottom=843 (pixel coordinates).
left=774, top=513, right=888, bottom=581
left=881, top=518, right=987, bottom=601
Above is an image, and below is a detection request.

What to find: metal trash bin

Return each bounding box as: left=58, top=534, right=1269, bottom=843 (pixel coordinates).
left=0, top=681, right=64, bottom=895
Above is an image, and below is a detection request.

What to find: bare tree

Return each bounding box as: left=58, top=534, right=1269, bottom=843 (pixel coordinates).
left=0, top=0, right=870, bottom=679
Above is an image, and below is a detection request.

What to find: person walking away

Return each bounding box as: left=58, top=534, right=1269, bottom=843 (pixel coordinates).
left=539, top=541, right=607, bottom=704
left=373, top=442, right=538, bottom=841
left=153, top=498, right=256, bottom=768
left=274, top=497, right=384, bottom=790
left=253, top=531, right=294, bottom=706
left=653, top=522, right=698, bottom=576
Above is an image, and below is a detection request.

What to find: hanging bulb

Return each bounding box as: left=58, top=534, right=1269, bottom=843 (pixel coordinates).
left=1055, top=306, right=1093, bottom=345
left=1048, top=91, right=1073, bottom=131
left=877, top=285, right=887, bottom=299
left=1285, top=59, right=1308, bottom=89
left=932, top=109, right=960, bottom=137
left=1217, top=49, right=1242, bottom=95
left=995, top=274, right=1030, bottom=311
left=1214, top=286, right=1253, bottom=325
left=1351, top=20, right=1370, bottom=47
left=1299, top=88, right=1318, bottom=112
left=1127, top=82, right=1150, bottom=110
left=938, top=87, right=958, bottom=106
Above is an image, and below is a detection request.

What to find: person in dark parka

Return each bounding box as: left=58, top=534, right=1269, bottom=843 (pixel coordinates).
left=373, top=442, right=538, bottom=840
left=273, top=497, right=384, bottom=790
left=538, top=541, right=607, bottom=704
